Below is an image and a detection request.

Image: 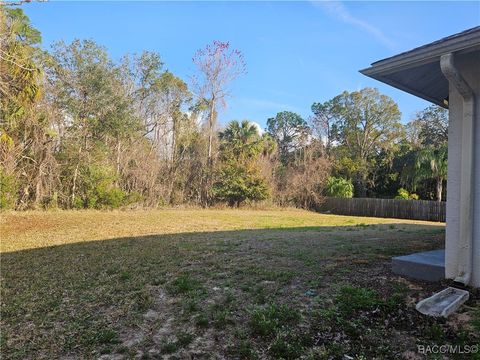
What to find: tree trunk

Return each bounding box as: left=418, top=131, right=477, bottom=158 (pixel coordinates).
left=355, top=174, right=368, bottom=198
left=71, top=145, right=83, bottom=207
left=116, top=139, right=121, bottom=180
left=34, top=156, right=44, bottom=206
left=436, top=178, right=443, bottom=202
left=71, top=163, right=79, bottom=207
left=34, top=174, right=42, bottom=206
left=201, top=98, right=216, bottom=207
left=207, top=98, right=215, bottom=165
left=171, top=115, right=177, bottom=164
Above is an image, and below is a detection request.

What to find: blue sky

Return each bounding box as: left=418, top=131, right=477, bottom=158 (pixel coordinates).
left=24, top=1, right=479, bottom=129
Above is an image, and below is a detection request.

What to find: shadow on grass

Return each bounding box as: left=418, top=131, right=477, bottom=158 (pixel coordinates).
left=1, top=222, right=451, bottom=359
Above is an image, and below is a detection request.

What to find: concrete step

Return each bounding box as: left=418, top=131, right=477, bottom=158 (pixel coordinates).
left=392, top=249, right=445, bottom=282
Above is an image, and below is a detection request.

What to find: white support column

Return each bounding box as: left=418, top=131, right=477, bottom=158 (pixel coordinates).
left=444, top=51, right=480, bottom=287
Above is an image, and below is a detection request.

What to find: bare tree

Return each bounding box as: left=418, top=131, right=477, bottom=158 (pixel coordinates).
left=191, top=41, right=246, bottom=164
left=310, top=100, right=336, bottom=153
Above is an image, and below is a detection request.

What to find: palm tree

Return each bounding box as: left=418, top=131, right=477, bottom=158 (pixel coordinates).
left=415, top=145, right=448, bottom=202
left=399, top=149, right=422, bottom=194
left=219, top=120, right=261, bottom=161
left=220, top=120, right=259, bottom=145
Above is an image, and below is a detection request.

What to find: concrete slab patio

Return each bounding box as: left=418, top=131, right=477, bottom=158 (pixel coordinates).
left=392, top=250, right=445, bottom=282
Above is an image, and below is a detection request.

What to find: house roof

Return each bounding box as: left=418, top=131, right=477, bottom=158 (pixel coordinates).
left=360, top=26, right=480, bottom=108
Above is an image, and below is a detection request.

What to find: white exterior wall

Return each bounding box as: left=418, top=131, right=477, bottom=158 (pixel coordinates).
left=445, top=51, right=480, bottom=287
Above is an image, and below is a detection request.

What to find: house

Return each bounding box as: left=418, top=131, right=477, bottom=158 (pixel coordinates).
left=360, top=27, right=480, bottom=288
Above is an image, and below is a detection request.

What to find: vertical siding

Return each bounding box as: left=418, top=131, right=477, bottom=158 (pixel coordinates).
left=318, top=197, right=446, bottom=222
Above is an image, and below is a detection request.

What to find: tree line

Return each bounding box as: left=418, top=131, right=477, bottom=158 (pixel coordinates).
left=0, top=8, right=448, bottom=210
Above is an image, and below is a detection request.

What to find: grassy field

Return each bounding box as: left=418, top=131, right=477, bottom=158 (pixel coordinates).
left=1, top=209, right=478, bottom=359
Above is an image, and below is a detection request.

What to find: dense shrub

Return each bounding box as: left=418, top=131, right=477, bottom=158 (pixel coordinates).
left=325, top=176, right=353, bottom=198
left=394, top=188, right=419, bottom=200
left=213, top=165, right=270, bottom=207
left=283, top=156, right=330, bottom=209
left=74, top=164, right=141, bottom=209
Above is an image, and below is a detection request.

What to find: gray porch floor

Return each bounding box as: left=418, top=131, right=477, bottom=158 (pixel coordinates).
left=392, top=249, right=445, bottom=282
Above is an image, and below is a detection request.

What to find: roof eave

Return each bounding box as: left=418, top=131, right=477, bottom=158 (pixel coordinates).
left=361, top=31, right=480, bottom=77
left=360, top=71, right=448, bottom=109
left=360, top=31, right=480, bottom=110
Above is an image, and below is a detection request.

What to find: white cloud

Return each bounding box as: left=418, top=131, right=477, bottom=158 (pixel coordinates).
left=312, top=1, right=396, bottom=50
left=250, top=121, right=265, bottom=136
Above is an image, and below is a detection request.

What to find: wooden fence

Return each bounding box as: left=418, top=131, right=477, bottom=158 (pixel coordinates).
left=317, top=197, right=446, bottom=222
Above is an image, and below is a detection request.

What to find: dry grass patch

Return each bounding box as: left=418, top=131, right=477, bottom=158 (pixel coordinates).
left=1, top=208, right=434, bottom=252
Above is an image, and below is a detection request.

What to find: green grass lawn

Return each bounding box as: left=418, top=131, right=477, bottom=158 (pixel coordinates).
left=1, top=209, right=478, bottom=359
